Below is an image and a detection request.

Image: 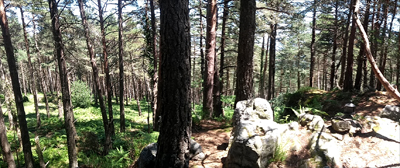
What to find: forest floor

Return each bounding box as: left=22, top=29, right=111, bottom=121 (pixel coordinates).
left=190, top=91, right=400, bottom=168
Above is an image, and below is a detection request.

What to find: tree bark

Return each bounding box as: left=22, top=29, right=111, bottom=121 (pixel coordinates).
left=331, top=0, right=339, bottom=90
left=203, top=0, right=217, bottom=118
left=268, top=24, right=277, bottom=100
left=370, top=0, right=381, bottom=88
left=48, top=0, right=78, bottom=167
left=344, top=0, right=357, bottom=92
left=339, top=0, right=353, bottom=88
left=354, top=0, right=400, bottom=102
left=376, top=0, right=389, bottom=91
left=259, top=35, right=266, bottom=97
left=155, top=0, right=191, bottom=167
left=118, top=0, right=125, bottom=133
left=354, top=0, right=371, bottom=90
left=78, top=0, right=111, bottom=154
left=234, top=0, right=256, bottom=105
left=149, top=0, right=159, bottom=132
left=310, top=0, right=317, bottom=87
left=19, top=6, right=41, bottom=128
left=263, top=36, right=270, bottom=96
left=0, top=1, right=34, bottom=167
left=97, top=0, right=115, bottom=137
left=0, top=101, right=16, bottom=168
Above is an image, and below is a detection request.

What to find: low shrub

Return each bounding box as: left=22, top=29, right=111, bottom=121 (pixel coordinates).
left=71, top=80, right=92, bottom=108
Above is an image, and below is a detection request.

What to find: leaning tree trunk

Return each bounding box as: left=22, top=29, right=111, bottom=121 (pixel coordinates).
left=20, top=6, right=41, bottom=128
left=48, top=0, right=78, bottom=167
left=0, top=1, right=34, bottom=167
left=354, top=0, right=400, bottom=102
left=234, top=0, right=256, bottom=106
left=155, top=0, right=191, bottom=167
left=77, top=0, right=111, bottom=154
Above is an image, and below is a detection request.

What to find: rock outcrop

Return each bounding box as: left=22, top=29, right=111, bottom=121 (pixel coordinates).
left=380, top=105, right=400, bottom=121
left=135, top=139, right=205, bottom=168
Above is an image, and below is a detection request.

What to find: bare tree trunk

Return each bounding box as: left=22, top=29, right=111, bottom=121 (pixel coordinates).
left=370, top=0, right=381, bottom=88
left=0, top=101, right=16, bottom=168
left=354, top=0, right=371, bottom=90
left=34, top=135, right=45, bottom=168
left=203, top=0, right=217, bottom=118
left=155, top=0, right=191, bottom=166
left=268, top=24, right=277, bottom=100
left=19, top=6, right=40, bottom=128
left=377, top=0, right=388, bottom=91
left=0, top=2, right=34, bottom=167
left=259, top=35, right=266, bottom=97
left=118, top=0, right=125, bottom=133
left=354, top=0, right=400, bottom=102
left=310, top=0, right=317, bottom=87
left=234, top=0, right=256, bottom=105
left=33, top=16, right=51, bottom=118
left=78, top=0, right=111, bottom=155
left=331, top=0, right=339, bottom=90
left=263, top=36, right=270, bottom=96
left=97, top=0, right=115, bottom=138
left=48, top=0, right=78, bottom=166
left=339, top=0, right=353, bottom=88
left=344, top=0, right=356, bottom=92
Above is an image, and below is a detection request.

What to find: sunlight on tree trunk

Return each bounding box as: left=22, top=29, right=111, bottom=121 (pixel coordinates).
left=354, top=0, right=400, bottom=102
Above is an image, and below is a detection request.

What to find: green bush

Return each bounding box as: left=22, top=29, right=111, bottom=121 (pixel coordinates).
left=22, top=95, right=29, bottom=102
left=71, top=80, right=92, bottom=108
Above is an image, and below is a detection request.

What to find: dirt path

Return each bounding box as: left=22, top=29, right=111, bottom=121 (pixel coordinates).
left=190, top=120, right=230, bottom=168
left=190, top=91, right=400, bottom=168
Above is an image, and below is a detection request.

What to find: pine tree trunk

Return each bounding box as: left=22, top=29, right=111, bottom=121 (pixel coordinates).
left=19, top=6, right=40, bottom=128
left=155, top=0, right=191, bottom=167
left=0, top=101, right=16, bottom=168
left=259, top=36, right=266, bottom=97
left=370, top=0, right=381, bottom=88
left=354, top=0, right=371, bottom=90
left=268, top=24, right=277, bottom=100
left=339, top=0, right=353, bottom=88
left=377, top=0, right=388, bottom=91
left=344, top=0, right=356, bottom=92
left=310, top=0, right=317, bottom=87
left=203, top=0, right=217, bottom=118
left=263, top=36, right=270, bottom=96
left=118, top=0, right=125, bottom=133
left=97, top=0, right=115, bottom=138
left=234, top=0, right=256, bottom=105
left=331, top=0, right=339, bottom=90
left=0, top=1, right=34, bottom=167
left=78, top=0, right=111, bottom=155
left=48, top=0, right=78, bottom=167
left=354, top=0, right=400, bottom=102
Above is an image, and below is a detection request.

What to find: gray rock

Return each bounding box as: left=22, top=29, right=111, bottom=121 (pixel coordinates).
left=380, top=105, right=400, bottom=121
left=135, top=140, right=205, bottom=168
left=224, top=120, right=285, bottom=168
left=135, top=143, right=157, bottom=168
left=233, top=98, right=274, bottom=126
left=332, top=119, right=351, bottom=132
left=224, top=98, right=284, bottom=168
left=299, top=114, right=325, bottom=132
left=309, top=132, right=342, bottom=168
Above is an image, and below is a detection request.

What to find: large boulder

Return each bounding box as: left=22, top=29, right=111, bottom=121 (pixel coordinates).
left=224, top=98, right=289, bottom=168
left=135, top=139, right=205, bottom=168
left=308, top=132, right=342, bottom=168
left=233, top=98, right=274, bottom=126
left=380, top=105, right=400, bottom=121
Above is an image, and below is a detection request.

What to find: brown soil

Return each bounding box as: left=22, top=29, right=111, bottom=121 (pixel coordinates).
left=190, top=91, right=400, bottom=168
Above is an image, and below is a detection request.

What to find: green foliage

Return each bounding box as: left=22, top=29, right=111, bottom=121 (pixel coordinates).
left=22, top=95, right=29, bottom=102
left=221, top=95, right=235, bottom=107
left=268, top=144, right=287, bottom=164
left=71, top=80, right=92, bottom=108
